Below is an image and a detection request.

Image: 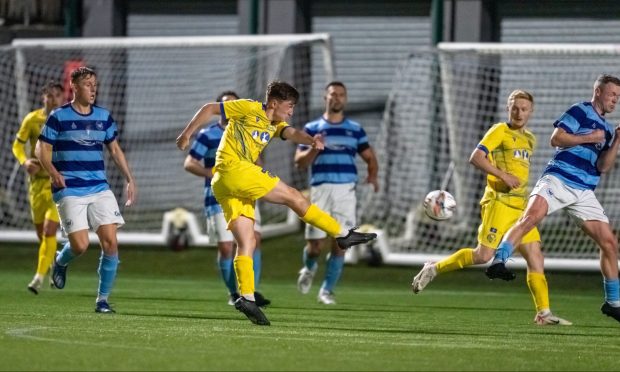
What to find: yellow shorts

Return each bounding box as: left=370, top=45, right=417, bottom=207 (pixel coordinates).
left=211, top=161, right=280, bottom=226
left=28, top=177, right=60, bottom=224
left=477, top=198, right=540, bottom=249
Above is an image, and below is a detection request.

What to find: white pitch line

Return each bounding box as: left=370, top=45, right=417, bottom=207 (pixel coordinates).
left=5, top=326, right=159, bottom=351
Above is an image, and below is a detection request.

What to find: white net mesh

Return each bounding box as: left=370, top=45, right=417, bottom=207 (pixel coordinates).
left=359, top=44, right=620, bottom=269
left=0, top=35, right=334, bottom=244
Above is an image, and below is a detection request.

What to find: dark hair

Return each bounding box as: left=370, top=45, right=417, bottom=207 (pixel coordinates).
left=595, top=74, right=620, bottom=89
left=41, top=80, right=63, bottom=95
left=216, top=90, right=239, bottom=102
left=325, top=81, right=346, bottom=92
left=265, top=81, right=299, bottom=104
left=70, top=66, right=96, bottom=84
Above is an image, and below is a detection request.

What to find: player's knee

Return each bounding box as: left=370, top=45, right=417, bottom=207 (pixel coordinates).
left=599, top=236, right=618, bottom=256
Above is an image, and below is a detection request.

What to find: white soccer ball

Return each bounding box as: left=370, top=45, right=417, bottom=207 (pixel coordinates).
left=423, top=190, right=456, bottom=221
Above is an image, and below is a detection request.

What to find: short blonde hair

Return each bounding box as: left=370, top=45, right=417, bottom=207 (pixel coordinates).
left=507, top=89, right=534, bottom=106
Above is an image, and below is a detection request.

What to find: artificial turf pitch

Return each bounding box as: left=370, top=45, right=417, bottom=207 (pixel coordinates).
left=1, top=233, right=618, bottom=371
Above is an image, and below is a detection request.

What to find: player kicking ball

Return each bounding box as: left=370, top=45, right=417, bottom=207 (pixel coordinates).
left=176, top=81, right=376, bottom=325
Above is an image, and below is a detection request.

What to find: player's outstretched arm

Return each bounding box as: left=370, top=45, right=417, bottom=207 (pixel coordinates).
left=550, top=127, right=605, bottom=148
left=283, top=127, right=324, bottom=149
left=469, top=147, right=520, bottom=189
left=35, top=140, right=65, bottom=189
left=176, top=103, right=220, bottom=150
left=106, top=140, right=137, bottom=207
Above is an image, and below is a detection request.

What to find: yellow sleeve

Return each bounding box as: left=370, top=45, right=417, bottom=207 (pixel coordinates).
left=477, top=123, right=505, bottom=156
left=12, top=114, right=32, bottom=165
left=221, top=99, right=255, bottom=121
left=274, top=121, right=290, bottom=139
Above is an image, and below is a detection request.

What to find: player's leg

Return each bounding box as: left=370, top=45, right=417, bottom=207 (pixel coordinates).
left=27, top=182, right=49, bottom=293
left=251, top=208, right=270, bottom=306
left=413, top=198, right=502, bottom=293
left=298, top=185, right=327, bottom=294
left=229, top=214, right=270, bottom=325
left=208, top=213, right=238, bottom=303
left=518, top=235, right=571, bottom=325
left=580, top=220, right=620, bottom=322
left=317, top=183, right=356, bottom=305
left=90, top=190, right=125, bottom=313
left=52, top=195, right=91, bottom=289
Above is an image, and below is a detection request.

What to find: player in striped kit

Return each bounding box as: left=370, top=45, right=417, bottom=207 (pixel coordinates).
left=12, top=81, right=66, bottom=294
left=36, top=67, right=137, bottom=313
left=295, top=81, right=379, bottom=305
left=184, top=90, right=270, bottom=307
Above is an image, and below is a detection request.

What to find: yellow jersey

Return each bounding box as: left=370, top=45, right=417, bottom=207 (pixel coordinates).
left=12, top=108, right=49, bottom=178
left=477, top=122, right=536, bottom=208
left=215, top=99, right=289, bottom=168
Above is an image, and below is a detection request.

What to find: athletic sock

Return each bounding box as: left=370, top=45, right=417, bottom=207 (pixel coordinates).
left=252, top=249, right=262, bottom=288
left=218, top=257, right=238, bottom=295
left=303, top=246, right=318, bottom=271
left=436, top=248, right=474, bottom=274
left=301, top=204, right=343, bottom=237
left=603, top=278, right=620, bottom=307
left=234, top=255, right=255, bottom=300
left=321, top=254, right=344, bottom=292
left=527, top=272, right=550, bottom=312
left=492, top=241, right=514, bottom=264
left=56, top=242, right=76, bottom=266
left=97, top=254, right=119, bottom=301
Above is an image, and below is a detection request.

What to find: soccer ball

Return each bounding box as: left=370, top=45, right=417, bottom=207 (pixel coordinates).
left=423, top=190, right=456, bottom=221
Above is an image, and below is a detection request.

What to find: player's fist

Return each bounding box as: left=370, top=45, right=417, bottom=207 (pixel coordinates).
left=590, top=129, right=606, bottom=143
left=500, top=172, right=521, bottom=190
left=311, top=134, right=324, bottom=150
left=23, top=158, right=41, bottom=176
left=50, top=171, right=66, bottom=189
left=176, top=133, right=190, bottom=151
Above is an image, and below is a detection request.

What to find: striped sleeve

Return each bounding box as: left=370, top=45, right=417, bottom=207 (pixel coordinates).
left=39, top=115, right=60, bottom=145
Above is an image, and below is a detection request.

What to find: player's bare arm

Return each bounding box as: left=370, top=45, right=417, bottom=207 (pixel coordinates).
left=34, top=140, right=65, bottom=188
left=360, top=147, right=379, bottom=192
left=282, top=127, right=324, bottom=150
left=294, top=145, right=320, bottom=169
left=469, top=148, right=520, bottom=189
left=176, top=102, right=221, bottom=150
left=597, top=125, right=620, bottom=173
left=183, top=155, right=213, bottom=178
left=550, top=127, right=605, bottom=147
left=106, top=140, right=137, bottom=207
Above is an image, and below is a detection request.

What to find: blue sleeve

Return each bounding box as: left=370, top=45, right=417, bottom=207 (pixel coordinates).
left=553, top=105, right=586, bottom=134
left=103, top=114, right=118, bottom=144
left=357, top=127, right=369, bottom=153
left=189, top=132, right=209, bottom=161
left=38, top=115, right=60, bottom=145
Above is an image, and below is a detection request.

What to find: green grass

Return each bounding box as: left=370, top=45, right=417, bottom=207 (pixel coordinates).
left=0, top=234, right=618, bottom=371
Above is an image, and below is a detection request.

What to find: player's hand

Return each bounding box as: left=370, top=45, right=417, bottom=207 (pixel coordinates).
left=50, top=171, right=66, bottom=189
left=501, top=173, right=521, bottom=189
left=125, top=180, right=137, bottom=207
left=311, top=134, right=324, bottom=150
left=23, top=158, right=41, bottom=176
left=176, top=133, right=190, bottom=151
left=367, top=174, right=379, bottom=192
left=589, top=129, right=606, bottom=143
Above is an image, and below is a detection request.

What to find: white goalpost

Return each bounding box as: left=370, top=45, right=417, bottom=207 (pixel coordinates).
left=0, top=33, right=335, bottom=246
left=353, top=42, right=620, bottom=271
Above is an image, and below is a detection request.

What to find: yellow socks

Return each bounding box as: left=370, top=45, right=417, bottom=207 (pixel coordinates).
left=234, top=255, right=255, bottom=298
left=36, top=235, right=57, bottom=276
left=301, top=204, right=342, bottom=237
left=527, top=272, right=549, bottom=312
left=436, top=248, right=474, bottom=274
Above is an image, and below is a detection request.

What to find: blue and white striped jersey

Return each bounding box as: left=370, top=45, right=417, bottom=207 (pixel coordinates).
left=189, top=122, right=224, bottom=217
left=299, top=117, right=370, bottom=186
left=39, top=103, right=117, bottom=202
left=542, top=102, right=615, bottom=190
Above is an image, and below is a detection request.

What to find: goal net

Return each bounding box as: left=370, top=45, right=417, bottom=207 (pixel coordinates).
left=0, top=34, right=334, bottom=245
left=357, top=43, right=620, bottom=271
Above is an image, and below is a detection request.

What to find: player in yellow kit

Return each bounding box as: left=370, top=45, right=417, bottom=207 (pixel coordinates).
left=12, top=81, right=65, bottom=294
left=411, top=90, right=571, bottom=325
left=176, top=81, right=376, bottom=325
